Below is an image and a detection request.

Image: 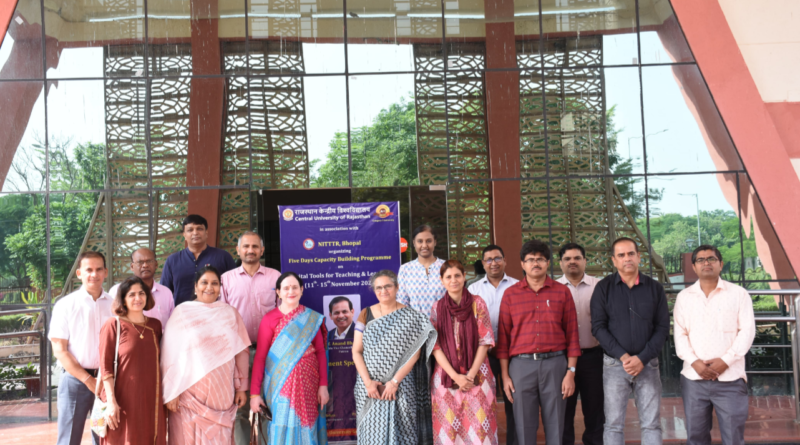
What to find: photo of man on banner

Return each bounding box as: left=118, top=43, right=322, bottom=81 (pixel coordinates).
left=326, top=295, right=358, bottom=444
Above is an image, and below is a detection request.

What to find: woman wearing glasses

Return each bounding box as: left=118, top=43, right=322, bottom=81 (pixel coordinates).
left=353, top=270, right=438, bottom=445
left=430, top=260, right=498, bottom=445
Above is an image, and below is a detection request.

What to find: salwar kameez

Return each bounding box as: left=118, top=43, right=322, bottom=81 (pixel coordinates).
left=161, top=301, right=251, bottom=445
left=99, top=317, right=167, bottom=445
left=430, top=295, right=498, bottom=445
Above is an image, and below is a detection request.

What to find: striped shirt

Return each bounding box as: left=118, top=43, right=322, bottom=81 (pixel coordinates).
left=396, top=257, right=446, bottom=317
left=496, top=276, right=582, bottom=359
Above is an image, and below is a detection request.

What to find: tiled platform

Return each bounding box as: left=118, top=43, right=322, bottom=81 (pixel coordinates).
left=1, top=396, right=800, bottom=444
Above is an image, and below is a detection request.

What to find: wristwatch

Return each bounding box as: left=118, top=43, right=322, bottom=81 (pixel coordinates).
left=567, top=367, right=576, bottom=374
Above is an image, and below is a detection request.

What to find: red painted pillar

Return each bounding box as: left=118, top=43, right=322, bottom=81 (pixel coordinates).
left=0, top=7, right=61, bottom=190
left=185, top=0, right=224, bottom=247
left=484, top=0, right=523, bottom=278
left=0, top=0, right=15, bottom=45
left=670, top=0, right=800, bottom=279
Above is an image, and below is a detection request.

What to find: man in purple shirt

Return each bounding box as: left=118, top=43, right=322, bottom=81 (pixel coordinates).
left=160, top=214, right=236, bottom=306
left=220, top=231, right=279, bottom=444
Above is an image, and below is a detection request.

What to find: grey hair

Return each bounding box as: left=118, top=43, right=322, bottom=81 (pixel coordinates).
left=237, top=231, right=264, bottom=247
left=369, top=270, right=399, bottom=291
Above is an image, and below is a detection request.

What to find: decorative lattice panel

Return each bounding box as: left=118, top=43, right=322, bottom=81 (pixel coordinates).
left=247, top=40, right=309, bottom=190
left=517, top=36, right=666, bottom=281
left=413, top=43, right=492, bottom=267
left=217, top=41, right=310, bottom=258
left=60, top=44, right=195, bottom=293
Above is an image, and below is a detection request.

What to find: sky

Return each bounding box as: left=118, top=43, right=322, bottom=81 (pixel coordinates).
left=1, top=30, right=735, bottom=219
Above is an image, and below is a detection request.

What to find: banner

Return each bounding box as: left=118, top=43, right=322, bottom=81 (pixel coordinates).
left=278, top=201, right=401, bottom=319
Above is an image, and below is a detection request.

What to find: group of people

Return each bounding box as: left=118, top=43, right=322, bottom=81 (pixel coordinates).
left=48, top=214, right=756, bottom=445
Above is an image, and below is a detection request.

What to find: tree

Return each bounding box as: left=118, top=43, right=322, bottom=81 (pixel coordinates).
left=313, top=98, right=419, bottom=188
left=647, top=209, right=760, bottom=281
left=2, top=141, right=106, bottom=293
left=0, top=194, right=34, bottom=287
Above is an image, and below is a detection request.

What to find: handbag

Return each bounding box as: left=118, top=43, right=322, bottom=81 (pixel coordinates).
left=89, top=316, right=121, bottom=438
left=249, top=410, right=271, bottom=445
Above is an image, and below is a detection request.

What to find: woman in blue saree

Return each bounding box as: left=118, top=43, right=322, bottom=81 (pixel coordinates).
left=250, top=272, right=329, bottom=444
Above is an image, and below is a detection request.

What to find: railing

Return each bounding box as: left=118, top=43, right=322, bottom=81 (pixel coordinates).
left=748, top=289, right=800, bottom=422
left=0, top=308, right=50, bottom=419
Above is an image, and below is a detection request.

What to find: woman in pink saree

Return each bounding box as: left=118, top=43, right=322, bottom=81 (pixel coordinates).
left=161, top=266, right=251, bottom=444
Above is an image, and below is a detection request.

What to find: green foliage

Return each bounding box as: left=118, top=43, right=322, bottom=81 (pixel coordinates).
left=312, top=99, right=419, bottom=188
left=1, top=141, right=105, bottom=293
left=646, top=209, right=762, bottom=281
left=0, top=362, right=38, bottom=391
left=0, top=315, right=26, bottom=333
left=0, top=194, right=36, bottom=286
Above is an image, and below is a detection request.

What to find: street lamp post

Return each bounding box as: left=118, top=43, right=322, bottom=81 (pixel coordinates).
left=679, top=193, right=701, bottom=246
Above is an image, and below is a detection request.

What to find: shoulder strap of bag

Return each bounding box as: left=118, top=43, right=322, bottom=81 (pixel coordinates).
left=94, top=317, right=121, bottom=395
left=113, top=317, right=120, bottom=380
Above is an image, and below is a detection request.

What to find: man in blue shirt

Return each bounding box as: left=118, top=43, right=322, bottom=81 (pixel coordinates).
left=160, top=214, right=236, bottom=306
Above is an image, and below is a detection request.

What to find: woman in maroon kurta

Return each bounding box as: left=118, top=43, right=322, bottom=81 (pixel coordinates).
left=98, top=276, right=167, bottom=445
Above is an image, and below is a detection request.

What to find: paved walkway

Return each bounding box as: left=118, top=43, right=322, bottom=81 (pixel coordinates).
left=1, top=396, right=799, bottom=443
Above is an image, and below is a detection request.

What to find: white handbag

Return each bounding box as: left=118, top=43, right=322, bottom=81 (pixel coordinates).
left=89, top=316, right=120, bottom=437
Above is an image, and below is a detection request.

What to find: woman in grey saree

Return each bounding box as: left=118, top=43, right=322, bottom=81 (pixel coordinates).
left=352, top=270, right=438, bottom=445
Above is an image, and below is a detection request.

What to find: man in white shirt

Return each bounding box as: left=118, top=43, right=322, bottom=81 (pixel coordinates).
left=49, top=251, right=114, bottom=445
left=556, top=243, right=603, bottom=445
left=674, top=245, right=755, bottom=445
left=109, top=247, right=174, bottom=332
left=467, top=244, right=519, bottom=445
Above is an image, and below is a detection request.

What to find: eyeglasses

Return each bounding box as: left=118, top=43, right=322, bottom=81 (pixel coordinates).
left=483, top=257, right=504, bottom=264
left=132, top=260, right=157, bottom=266
left=374, top=284, right=395, bottom=293
left=694, top=257, right=719, bottom=265
left=523, top=257, right=548, bottom=265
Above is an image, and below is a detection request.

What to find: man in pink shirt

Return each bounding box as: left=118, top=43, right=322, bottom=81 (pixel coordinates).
left=109, top=247, right=174, bottom=332
left=556, top=243, right=603, bottom=445
left=220, top=231, right=280, bottom=444
left=674, top=244, right=755, bottom=445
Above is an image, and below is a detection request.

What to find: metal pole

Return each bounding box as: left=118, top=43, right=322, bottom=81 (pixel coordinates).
left=793, top=295, right=800, bottom=423
left=695, top=194, right=701, bottom=245
left=679, top=193, right=701, bottom=245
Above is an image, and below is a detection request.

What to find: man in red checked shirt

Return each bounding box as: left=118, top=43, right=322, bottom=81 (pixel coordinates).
left=497, top=239, right=581, bottom=445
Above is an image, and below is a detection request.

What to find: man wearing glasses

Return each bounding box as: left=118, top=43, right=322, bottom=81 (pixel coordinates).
left=591, top=237, right=669, bottom=445
left=673, top=245, right=755, bottom=445
left=497, top=239, right=581, bottom=445
left=467, top=244, right=519, bottom=445
left=109, top=247, right=174, bottom=332
left=556, top=243, right=604, bottom=445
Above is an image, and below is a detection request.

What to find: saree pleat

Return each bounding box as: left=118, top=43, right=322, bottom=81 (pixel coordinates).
left=263, top=306, right=327, bottom=445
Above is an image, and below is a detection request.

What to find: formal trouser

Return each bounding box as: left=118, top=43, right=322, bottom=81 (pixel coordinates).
left=234, top=345, right=268, bottom=445
left=603, top=354, right=662, bottom=445
left=57, top=372, right=99, bottom=445
left=489, top=354, right=517, bottom=445
left=509, top=354, right=567, bottom=445
left=562, top=346, right=604, bottom=445
left=681, top=375, right=749, bottom=445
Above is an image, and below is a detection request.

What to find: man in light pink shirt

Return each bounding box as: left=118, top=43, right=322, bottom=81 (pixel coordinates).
left=556, top=243, right=603, bottom=445
left=220, top=231, right=279, bottom=444
left=674, top=244, right=755, bottom=445
left=109, top=248, right=174, bottom=332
